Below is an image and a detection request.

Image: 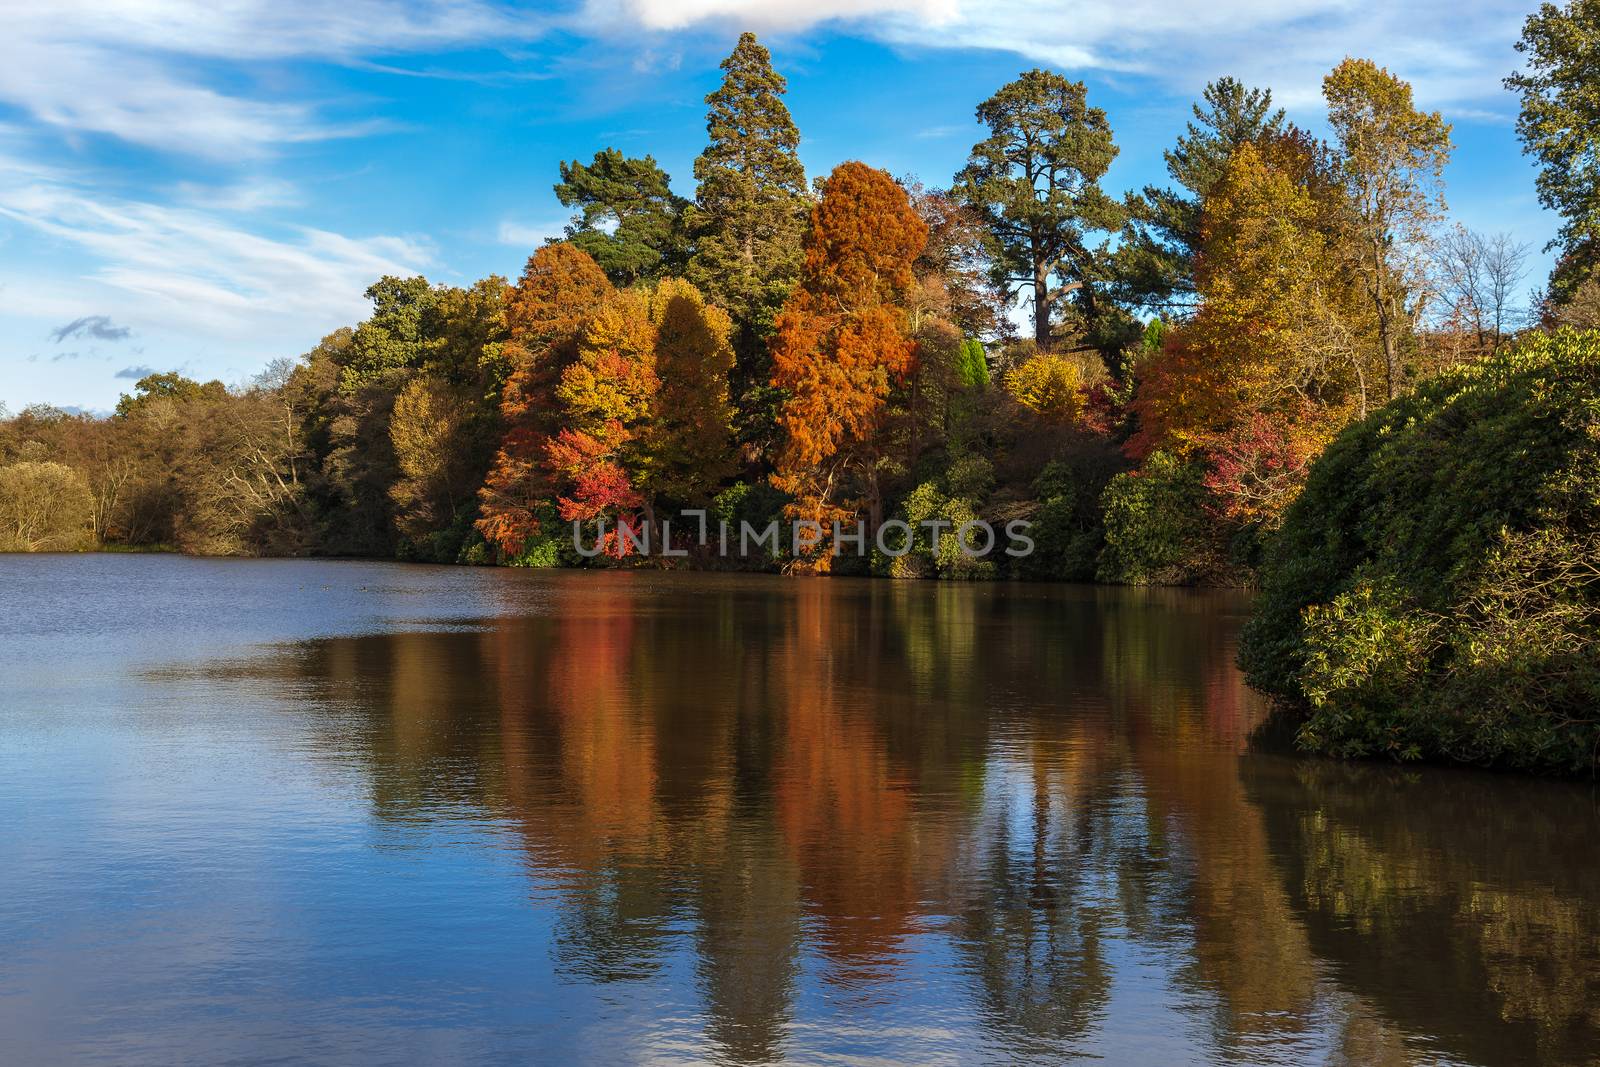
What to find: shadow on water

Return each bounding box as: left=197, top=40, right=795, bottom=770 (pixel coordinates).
left=20, top=564, right=1590, bottom=1064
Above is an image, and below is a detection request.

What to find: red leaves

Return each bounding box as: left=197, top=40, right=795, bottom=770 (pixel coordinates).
left=548, top=423, right=642, bottom=522
left=1200, top=410, right=1322, bottom=526
left=476, top=244, right=616, bottom=556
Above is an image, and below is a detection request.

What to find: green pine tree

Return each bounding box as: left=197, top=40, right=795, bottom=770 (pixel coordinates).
left=1116, top=78, right=1285, bottom=311
left=554, top=149, right=689, bottom=286
left=685, top=32, right=809, bottom=384
left=953, top=70, right=1132, bottom=358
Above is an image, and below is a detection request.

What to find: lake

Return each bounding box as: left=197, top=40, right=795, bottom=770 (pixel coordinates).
left=2, top=555, right=1598, bottom=1065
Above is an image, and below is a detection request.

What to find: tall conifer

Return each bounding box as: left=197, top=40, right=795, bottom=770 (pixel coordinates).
left=686, top=33, right=809, bottom=393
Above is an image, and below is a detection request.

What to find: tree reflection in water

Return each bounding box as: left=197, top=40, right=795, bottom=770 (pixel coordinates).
left=238, top=572, right=1599, bottom=1065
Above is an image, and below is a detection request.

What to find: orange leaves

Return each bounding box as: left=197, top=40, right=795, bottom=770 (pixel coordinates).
left=800, top=162, right=927, bottom=309
left=501, top=243, right=616, bottom=360
left=477, top=244, right=615, bottom=555
left=557, top=342, right=659, bottom=434
left=770, top=163, right=927, bottom=559
left=773, top=305, right=911, bottom=470
left=480, top=262, right=739, bottom=559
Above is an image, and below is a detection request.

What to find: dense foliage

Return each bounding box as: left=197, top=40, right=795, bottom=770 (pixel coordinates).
left=1, top=11, right=1594, bottom=603
left=1241, top=330, right=1600, bottom=772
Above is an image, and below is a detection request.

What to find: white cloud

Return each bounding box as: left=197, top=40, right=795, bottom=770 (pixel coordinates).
left=587, top=0, right=1529, bottom=111
left=590, top=0, right=955, bottom=32
left=0, top=2, right=552, bottom=158
left=497, top=217, right=570, bottom=248
left=172, top=177, right=303, bottom=213
left=0, top=162, right=430, bottom=342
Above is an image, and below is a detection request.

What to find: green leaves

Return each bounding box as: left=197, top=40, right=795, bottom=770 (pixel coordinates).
left=1242, top=329, right=1600, bottom=773
left=340, top=275, right=438, bottom=394
left=1117, top=77, right=1286, bottom=310
left=1506, top=0, right=1600, bottom=290
left=1096, top=451, right=1222, bottom=585
left=686, top=32, right=809, bottom=358
left=953, top=70, right=1124, bottom=351
left=555, top=149, right=689, bottom=286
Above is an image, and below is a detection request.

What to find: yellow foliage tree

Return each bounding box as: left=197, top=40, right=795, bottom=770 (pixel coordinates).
left=389, top=374, right=471, bottom=542
left=642, top=277, right=737, bottom=505
left=1132, top=134, right=1375, bottom=461
left=1004, top=354, right=1084, bottom=423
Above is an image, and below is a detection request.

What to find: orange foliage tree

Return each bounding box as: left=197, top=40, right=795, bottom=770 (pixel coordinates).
left=549, top=287, right=658, bottom=552
left=548, top=278, right=738, bottom=555
left=769, top=162, right=928, bottom=570
left=476, top=244, right=613, bottom=556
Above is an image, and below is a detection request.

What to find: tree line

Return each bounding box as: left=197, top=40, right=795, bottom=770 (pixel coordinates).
left=5, top=6, right=1599, bottom=582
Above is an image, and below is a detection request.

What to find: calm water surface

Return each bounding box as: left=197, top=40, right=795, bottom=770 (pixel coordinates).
left=2, top=555, right=1598, bottom=1065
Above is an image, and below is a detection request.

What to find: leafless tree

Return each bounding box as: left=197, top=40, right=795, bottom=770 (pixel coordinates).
left=1434, top=226, right=1532, bottom=354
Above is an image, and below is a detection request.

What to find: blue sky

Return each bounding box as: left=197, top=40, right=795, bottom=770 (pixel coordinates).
left=0, top=1, right=1553, bottom=413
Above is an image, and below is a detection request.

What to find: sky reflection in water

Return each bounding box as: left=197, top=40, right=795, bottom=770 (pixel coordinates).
left=2, top=555, right=1598, bottom=1065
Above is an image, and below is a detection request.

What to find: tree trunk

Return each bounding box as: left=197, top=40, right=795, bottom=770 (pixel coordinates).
left=1034, top=255, right=1051, bottom=350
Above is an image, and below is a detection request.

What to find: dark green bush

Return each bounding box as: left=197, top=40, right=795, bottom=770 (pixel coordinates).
left=1096, top=451, right=1228, bottom=585
left=1017, top=458, right=1107, bottom=582
left=1240, top=329, right=1600, bottom=774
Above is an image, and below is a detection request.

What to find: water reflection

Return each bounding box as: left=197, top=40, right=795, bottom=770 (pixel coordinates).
left=178, top=571, right=1595, bottom=1065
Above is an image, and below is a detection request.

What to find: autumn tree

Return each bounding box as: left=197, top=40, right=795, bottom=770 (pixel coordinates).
left=0, top=461, right=94, bottom=551
left=640, top=278, right=737, bottom=505
left=770, top=162, right=928, bottom=568
left=953, top=70, right=1130, bottom=356
left=1131, top=134, right=1373, bottom=524
left=531, top=277, right=738, bottom=553
left=1324, top=58, right=1453, bottom=399
left=1005, top=353, right=1084, bottom=423
left=477, top=244, right=614, bottom=556
left=908, top=184, right=1004, bottom=341
left=555, top=149, right=689, bottom=286
left=285, top=275, right=507, bottom=557
left=390, top=375, right=474, bottom=546
left=686, top=33, right=809, bottom=370
left=1506, top=0, right=1600, bottom=304
left=174, top=377, right=312, bottom=555
left=1118, top=77, right=1285, bottom=310
left=545, top=287, right=658, bottom=549
left=114, top=371, right=227, bottom=417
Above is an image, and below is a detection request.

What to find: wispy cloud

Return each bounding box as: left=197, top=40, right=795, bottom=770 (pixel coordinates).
left=0, top=162, right=431, bottom=342
left=587, top=0, right=1528, bottom=111
left=115, top=364, right=159, bottom=380
left=50, top=314, right=131, bottom=343
left=498, top=217, right=570, bottom=249
left=914, top=123, right=972, bottom=140
left=0, top=2, right=556, bottom=158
